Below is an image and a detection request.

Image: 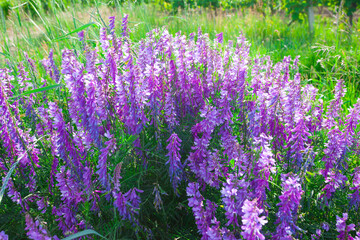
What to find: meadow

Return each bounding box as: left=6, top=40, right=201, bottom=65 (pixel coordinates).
left=0, top=0, right=360, bottom=239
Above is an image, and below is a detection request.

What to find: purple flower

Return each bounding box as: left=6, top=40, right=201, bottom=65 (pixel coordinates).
left=42, top=49, right=60, bottom=83
left=124, top=188, right=143, bottom=219
left=217, top=90, right=233, bottom=123
left=114, top=191, right=128, bottom=219
left=164, top=91, right=179, bottom=129
left=321, top=171, right=347, bottom=202
left=188, top=105, right=224, bottom=187
left=84, top=78, right=101, bottom=147
left=116, top=44, right=148, bottom=137
left=166, top=133, right=183, bottom=194
left=326, top=79, right=346, bottom=123
left=0, top=231, right=8, bottom=240
left=286, top=109, right=310, bottom=168
left=97, top=132, right=116, bottom=190
left=187, top=182, right=216, bottom=238
left=121, top=14, right=129, bottom=37
left=321, top=124, right=347, bottom=180
left=54, top=166, right=83, bottom=234
left=241, top=198, right=267, bottom=240
left=349, top=167, right=360, bottom=209
left=345, top=99, right=360, bottom=141
left=48, top=102, right=80, bottom=169
left=49, top=156, right=58, bottom=194
left=273, top=173, right=304, bottom=239
left=221, top=173, right=248, bottom=227
left=17, top=62, right=32, bottom=91
left=355, top=231, right=360, bottom=240
left=252, top=133, right=276, bottom=206
left=218, top=124, right=241, bottom=167
left=280, top=73, right=301, bottom=131
left=61, top=50, right=90, bottom=134
left=100, top=27, right=109, bottom=51
left=216, top=32, right=223, bottom=44
left=78, top=30, right=85, bottom=50
left=336, top=213, right=355, bottom=239
left=113, top=162, right=123, bottom=192
left=109, top=16, right=115, bottom=35
left=321, top=222, right=330, bottom=232
left=23, top=52, right=36, bottom=71
left=25, top=214, right=59, bottom=240
left=36, top=197, right=48, bottom=214
left=152, top=184, right=167, bottom=211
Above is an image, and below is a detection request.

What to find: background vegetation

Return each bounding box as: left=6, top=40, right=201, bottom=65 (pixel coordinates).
left=0, top=0, right=359, bottom=104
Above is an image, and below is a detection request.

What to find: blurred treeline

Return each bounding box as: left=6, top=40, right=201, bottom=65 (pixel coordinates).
left=1, top=0, right=358, bottom=28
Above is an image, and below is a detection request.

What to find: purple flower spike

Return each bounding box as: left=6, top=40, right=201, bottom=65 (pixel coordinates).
left=187, top=182, right=210, bottom=237
left=78, top=31, right=85, bottom=50
left=216, top=32, right=223, bottom=44
left=345, top=99, right=360, bottom=140
left=321, top=222, right=330, bottom=232
left=121, top=14, right=129, bottom=37
left=287, top=109, right=310, bottom=168
left=241, top=198, right=267, bottom=240
left=100, top=27, right=109, bottom=51
left=125, top=188, right=143, bottom=219
left=97, top=132, right=116, bottom=190
left=153, top=184, right=167, bottom=211
left=166, top=133, right=183, bottom=194
left=164, top=92, right=179, bottom=128
left=349, top=167, right=360, bottom=209
left=109, top=16, right=115, bottom=35
left=25, top=214, right=59, bottom=240
left=336, top=213, right=355, bottom=240
left=78, top=30, right=84, bottom=43
left=221, top=173, right=248, bottom=227
left=0, top=231, right=8, bottom=240
left=274, top=173, right=304, bottom=239
left=42, top=49, right=60, bottom=83
left=355, top=231, right=360, bottom=240
left=253, top=133, right=276, bottom=206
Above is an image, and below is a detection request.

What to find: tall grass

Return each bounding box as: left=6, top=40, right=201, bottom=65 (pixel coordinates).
left=1, top=1, right=359, bottom=106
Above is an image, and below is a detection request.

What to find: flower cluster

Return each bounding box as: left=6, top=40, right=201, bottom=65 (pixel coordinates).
left=241, top=198, right=267, bottom=240
left=166, top=133, right=183, bottom=194
left=0, top=14, right=359, bottom=239
left=336, top=213, right=356, bottom=239
left=273, top=174, right=304, bottom=239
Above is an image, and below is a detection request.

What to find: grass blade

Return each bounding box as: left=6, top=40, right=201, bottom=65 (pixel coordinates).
left=0, top=136, right=46, bottom=205
left=11, top=84, right=63, bottom=99
left=0, top=159, right=20, bottom=205
left=53, top=22, right=96, bottom=42
left=61, top=229, right=106, bottom=240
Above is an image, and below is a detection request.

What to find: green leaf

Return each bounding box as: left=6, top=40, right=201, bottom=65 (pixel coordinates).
left=229, top=159, right=235, bottom=168
left=11, top=84, right=63, bottom=99
left=0, top=52, right=10, bottom=57
left=0, top=136, right=46, bottom=205
left=53, top=22, right=96, bottom=42
left=306, top=171, right=315, bottom=177
left=127, top=135, right=139, bottom=145
left=61, top=229, right=106, bottom=240
left=0, top=159, right=20, bottom=205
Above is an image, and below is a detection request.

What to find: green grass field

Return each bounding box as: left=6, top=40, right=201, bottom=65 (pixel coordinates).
left=1, top=1, right=359, bottom=101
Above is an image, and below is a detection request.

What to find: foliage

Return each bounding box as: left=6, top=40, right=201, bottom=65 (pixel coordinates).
left=0, top=0, right=128, bottom=19
left=0, top=0, right=10, bottom=18
left=323, top=0, right=359, bottom=26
